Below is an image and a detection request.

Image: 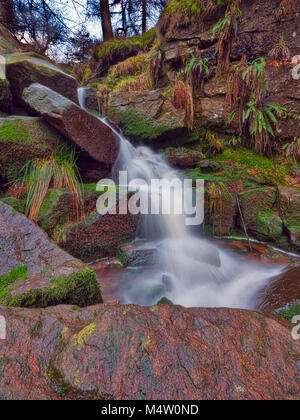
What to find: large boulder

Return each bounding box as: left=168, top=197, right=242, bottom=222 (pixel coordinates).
left=0, top=304, right=299, bottom=400
left=0, top=117, right=63, bottom=183
left=107, top=89, right=189, bottom=145
left=156, top=0, right=300, bottom=137
left=0, top=201, right=102, bottom=308
left=22, top=84, right=120, bottom=165
left=5, top=53, right=79, bottom=106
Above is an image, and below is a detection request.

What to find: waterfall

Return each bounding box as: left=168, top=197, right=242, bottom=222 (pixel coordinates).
left=78, top=87, right=281, bottom=309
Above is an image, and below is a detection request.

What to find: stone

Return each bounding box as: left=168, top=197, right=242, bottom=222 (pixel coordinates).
left=22, top=84, right=120, bottom=165
left=279, top=186, right=300, bottom=222
left=0, top=304, right=299, bottom=400
left=5, top=52, right=79, bottom=105
left=59, top=207, right=138, bottom=263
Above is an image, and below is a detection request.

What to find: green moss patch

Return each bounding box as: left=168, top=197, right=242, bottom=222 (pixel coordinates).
left=0, top=118, right=62, bottom=183
left=0, top=266, right=28, bottom=301
left=0, top=269, right=102, bottom=308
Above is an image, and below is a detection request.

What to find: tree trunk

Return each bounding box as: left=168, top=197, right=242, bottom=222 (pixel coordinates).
left=100, top=0, right=114, bottom=41
left=0, top=0, right=14, bottom=28
left=142, top=0, right=147, bottom=34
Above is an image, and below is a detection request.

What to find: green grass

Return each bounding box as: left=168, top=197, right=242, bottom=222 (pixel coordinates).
left=111, top=109, right=171, bottom=140
left=92, top=29, right=155, bottom=60
left=276, top=304, right=300, bottom=322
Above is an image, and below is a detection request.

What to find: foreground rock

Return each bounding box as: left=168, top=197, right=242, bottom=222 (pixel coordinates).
left=0, top=202, right=102, bottom=307
left=5, top=53, right=78, bottom=105
left=0, top=304, right=299, bottom=400
left=23, top=84, right=120, bottom=165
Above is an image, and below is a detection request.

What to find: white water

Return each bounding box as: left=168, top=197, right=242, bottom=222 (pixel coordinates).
left=78, top=88, right=281, bottom=309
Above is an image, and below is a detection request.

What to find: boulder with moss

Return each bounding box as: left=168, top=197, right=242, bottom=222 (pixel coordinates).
left=0, top=117, right=63, bottom=183
left=22, top=84, right=120, bottom=165
left=59, top=204, right=139, bottom=263
left=5, top=52, right=79, bottom=106
left=0, top=267, right=102, bottom=309
left=238, top=187, right=282, bottom=241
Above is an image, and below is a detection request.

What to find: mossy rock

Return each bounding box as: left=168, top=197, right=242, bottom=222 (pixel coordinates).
left=256, top=211, right=283, bottom=241
left=0, top=268, right=102, bottom=308
left=0, top=117, right=63, bottom=183
left=5, top=52, right=78, bottom=107
left=0, top=79, right=13, bottom=113
left=59, top=209, right=138, bottom=263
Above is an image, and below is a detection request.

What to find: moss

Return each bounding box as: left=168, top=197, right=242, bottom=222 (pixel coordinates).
left=216, top=148, right=291, bottom=185
left=0, top=119, right=31, bottom=144
left=0, top=269, right=102, bottom=308
left=0, top=266, right=28, bottom=301
left=110, top=109, right=172, bottom=141
left=109, top=54, right=147, bottom=79
left=0, top=197, right=25, bottom=214
left=92, top=29, right=156, bottom=60
left=276, top=304, right=300, bottom=322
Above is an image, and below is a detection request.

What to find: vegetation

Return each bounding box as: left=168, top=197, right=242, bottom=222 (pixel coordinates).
left=0, top=266, right=28, bottom=301
left=19, top=146, right=84, bottom=223
left=213, top=1, right=242, bottom=73
left=276, top=303, right=300, bottom=322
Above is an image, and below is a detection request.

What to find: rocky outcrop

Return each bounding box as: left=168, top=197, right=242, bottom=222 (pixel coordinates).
left=0, top=201, right=102, bottom=307
left=22, top=84, right=120, bottom=165
left=5, top=53, right=79, bottom=106
left=0, top=303, right=299, bottom=400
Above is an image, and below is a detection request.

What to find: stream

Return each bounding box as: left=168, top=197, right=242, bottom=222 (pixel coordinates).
left=78, top=88, right=284, bottom=310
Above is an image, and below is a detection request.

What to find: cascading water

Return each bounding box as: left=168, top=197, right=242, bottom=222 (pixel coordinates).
left=78, top=88, right=281, bottom=309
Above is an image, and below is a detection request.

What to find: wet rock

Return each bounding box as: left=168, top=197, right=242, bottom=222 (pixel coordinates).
left=108, top=89, right=187, bottom=143
left=58, top=208, right=138, bottom=263
left=5, top=52, right=79, bottom=106
left=256, top=267, right=300, bottom=313
left=164, top=146, right=204, bottom=168
left=22, top=84, right=120, bottom=165
left=0, top=304, right=299, bottom=400
left=238, top=187, right=282, bottom=241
